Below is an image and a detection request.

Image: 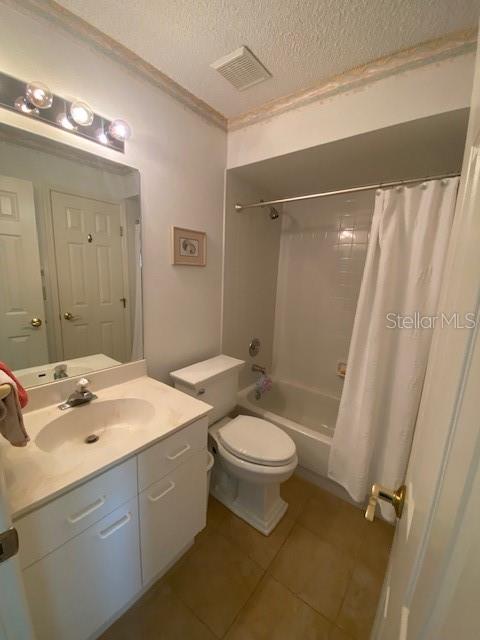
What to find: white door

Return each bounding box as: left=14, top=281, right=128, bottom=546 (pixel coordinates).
left=0, top=466, right=35, bottom=639
left=0, top=176, right=48, bottom=370
left=373, top=36, right=480, bottom=640
left=50, top=191, right=127, bottom=363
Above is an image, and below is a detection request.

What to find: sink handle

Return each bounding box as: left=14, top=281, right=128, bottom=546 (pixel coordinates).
left=76, top=378, right=90, bottom=391
left=166, top=443, right=191, bottom=461
left=67, top=496, right=106, bottom=524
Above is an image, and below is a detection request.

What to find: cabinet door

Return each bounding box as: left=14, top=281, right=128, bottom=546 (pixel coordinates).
left=17, top=457, right=137, bottom=569
left=139, top=450, right=206, bottom=585
left=23, top=497, right=140, bottom=640
left=138, top=417, right=208, bottom=491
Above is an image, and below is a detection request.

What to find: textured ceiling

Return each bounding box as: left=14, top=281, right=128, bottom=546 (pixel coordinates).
left=56, top=0, right=480, bottom=118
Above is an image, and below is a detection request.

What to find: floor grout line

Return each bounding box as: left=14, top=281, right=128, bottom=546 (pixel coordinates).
left=105, top=481, right=383, bottom=639
left=209, top=488, right=310, bottom=638
left=219, top=568, right=268, bottom=639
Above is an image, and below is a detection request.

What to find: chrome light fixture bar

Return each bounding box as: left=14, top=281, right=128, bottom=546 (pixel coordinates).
left=0, top=71, right=129, bottom=152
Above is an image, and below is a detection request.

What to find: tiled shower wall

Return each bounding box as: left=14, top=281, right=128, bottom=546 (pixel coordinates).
left=272, top=191, right=375, bottom=399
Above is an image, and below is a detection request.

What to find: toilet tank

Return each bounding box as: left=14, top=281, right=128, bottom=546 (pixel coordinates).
left=170, top=355, right=245, bottom=425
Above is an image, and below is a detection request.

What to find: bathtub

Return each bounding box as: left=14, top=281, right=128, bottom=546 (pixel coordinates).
left=237, top=380, right=339, bottom=477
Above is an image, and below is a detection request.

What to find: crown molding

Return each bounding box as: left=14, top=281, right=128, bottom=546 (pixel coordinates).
left=228, top=28, right=477, bottom=131
left=4, top=2, right=476, bottom=135
left=4, top=0, right=227, bottom=131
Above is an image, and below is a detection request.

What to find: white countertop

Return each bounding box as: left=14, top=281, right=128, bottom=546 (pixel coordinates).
left=1, top=375, right=211, bottom=519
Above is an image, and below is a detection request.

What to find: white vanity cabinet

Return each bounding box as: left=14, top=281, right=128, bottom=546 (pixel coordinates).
left=139, top=450, right=206, bottom=584
left=137, top=417, right=207, bottom=584
left=14, top=416, right=208, bottom=640
left=23, top=497, right=140, bottom=640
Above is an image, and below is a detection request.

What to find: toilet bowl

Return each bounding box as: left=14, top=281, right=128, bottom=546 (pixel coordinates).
left=209, top=415, right=297, bottom=535
left=170, top=355, right=298, bottom=535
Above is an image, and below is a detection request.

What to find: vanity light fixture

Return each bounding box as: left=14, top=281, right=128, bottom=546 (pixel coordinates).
left=57, top=111, right=77, bottom=131
left=25, top=81, right=53, bottom=109
left=14, top=96, right=39, bottom=115
left=0, top=70, right=129, bottom=152
left=70, top=100, right=94, bottom=126
left=95, top=127, right=109, bottom=145
left=108, top=119, right=131, bottom=142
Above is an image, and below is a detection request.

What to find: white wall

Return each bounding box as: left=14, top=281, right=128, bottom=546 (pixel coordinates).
left=0, top=3, right=226, bottom=382
left=227, top=53, right=475, bottom=168
left=222, top=173, right=281, bottom=388
left=272, top=191, right=374, bottom=398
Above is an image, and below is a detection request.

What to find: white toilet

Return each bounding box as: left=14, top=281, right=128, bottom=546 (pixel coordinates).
left=170, top=355, right=298, bottom=535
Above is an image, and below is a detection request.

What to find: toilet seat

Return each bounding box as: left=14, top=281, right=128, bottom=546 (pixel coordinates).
left=218, top=415, right=296, bottom=467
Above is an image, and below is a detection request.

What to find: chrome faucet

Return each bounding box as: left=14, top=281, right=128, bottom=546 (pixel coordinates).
left=54, top=364, right=68, bottom=380
left=251, top=364, right=266, bottom=374
left=58, top=378, right=97, bottom=410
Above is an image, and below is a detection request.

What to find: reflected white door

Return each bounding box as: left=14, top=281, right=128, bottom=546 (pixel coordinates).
left=0, top=467, right=35, bottom=639
left=373, top=35, right=480, bottom=640
left=51, top=191, right=127, bottom=363
left=0, top=175, right=48, bottom=370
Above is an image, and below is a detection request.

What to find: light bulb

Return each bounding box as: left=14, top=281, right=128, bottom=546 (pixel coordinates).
left=14, top=96, right=39, bottom=115
left=70, top=101, right=94, bottom=126
left=108, top=119, right=131, bottom=142
left=57, top=112, right=77, bottom=131
left=25, top=81, right=53, bottom=109
left=96, top=128, right=109, bottom=145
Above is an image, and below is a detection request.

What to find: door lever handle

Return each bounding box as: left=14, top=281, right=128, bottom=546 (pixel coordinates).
left=365, top=483, right=406, bottom=522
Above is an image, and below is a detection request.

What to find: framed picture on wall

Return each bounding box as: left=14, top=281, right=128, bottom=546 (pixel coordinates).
left=171, top=226, right=207, bottom=266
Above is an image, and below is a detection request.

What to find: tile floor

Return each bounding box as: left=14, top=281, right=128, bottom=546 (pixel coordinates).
left=100, top=475, right=394, bottom=640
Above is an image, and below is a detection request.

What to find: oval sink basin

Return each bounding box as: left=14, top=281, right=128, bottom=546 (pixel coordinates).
left=35, top=399, right=156, bottom=453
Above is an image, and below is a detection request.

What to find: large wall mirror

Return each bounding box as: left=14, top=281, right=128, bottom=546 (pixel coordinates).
left=0, top=124, right=142, bottom=388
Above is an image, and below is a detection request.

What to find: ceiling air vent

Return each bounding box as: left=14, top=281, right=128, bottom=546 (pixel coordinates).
left=210, top=46, right=271, bottom=91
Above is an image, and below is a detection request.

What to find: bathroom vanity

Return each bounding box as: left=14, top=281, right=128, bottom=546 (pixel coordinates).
left=0, top=119, right=217, bottom=639
left=1, top=362, right=211, bottom=640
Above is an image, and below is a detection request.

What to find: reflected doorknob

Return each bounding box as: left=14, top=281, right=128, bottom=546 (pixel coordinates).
left=365, top=483, right=406, bottom=522
left=30, top=317, right=42, bottom=328
left=63, top=312, right=74, bottom=321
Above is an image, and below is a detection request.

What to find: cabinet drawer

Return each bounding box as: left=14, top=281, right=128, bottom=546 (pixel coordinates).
left=23, top=497, right=140, bottom=640
left=138, top=417, right=208, bottom=491
left=16, top=457, right=137, bottom=569
left=139, top=449, right=207, bottom=585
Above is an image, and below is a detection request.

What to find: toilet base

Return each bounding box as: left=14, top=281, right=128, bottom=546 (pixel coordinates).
left=212, top=477, right=289, bottom=536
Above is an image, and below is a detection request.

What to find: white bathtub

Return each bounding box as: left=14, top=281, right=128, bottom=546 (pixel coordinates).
left=237, top=380, right=339, bottom=477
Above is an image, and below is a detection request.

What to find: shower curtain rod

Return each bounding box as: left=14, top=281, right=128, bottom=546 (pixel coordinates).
left=234, top=171, right=461, bottom=211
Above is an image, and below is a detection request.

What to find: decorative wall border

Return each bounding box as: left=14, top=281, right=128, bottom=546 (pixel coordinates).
left=228, top=28, right=477, bottom=131
left=5, top=0, right=228, bottom=131
left=4, top=1, right=476, bottom=134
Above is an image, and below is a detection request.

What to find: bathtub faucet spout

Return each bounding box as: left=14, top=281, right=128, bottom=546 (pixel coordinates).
left=252, top=364, right=266, bottom=374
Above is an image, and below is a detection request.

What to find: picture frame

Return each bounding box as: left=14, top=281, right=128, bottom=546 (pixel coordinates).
left=171, top=226, right=207, bottom=266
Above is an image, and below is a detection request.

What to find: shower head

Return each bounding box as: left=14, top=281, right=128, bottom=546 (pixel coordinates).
left=269, top=206, right=280, bottom=220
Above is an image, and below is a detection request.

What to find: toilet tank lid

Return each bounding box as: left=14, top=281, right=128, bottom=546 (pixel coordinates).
left=170, top=355, right=245, bottom=389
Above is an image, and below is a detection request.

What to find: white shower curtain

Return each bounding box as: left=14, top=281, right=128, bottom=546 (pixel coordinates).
left=328, top=178, right=459, bottom=518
